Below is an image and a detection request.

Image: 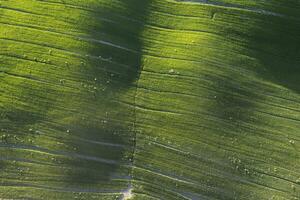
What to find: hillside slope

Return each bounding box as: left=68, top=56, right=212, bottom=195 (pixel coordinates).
left=0, top=0, right=299, bottom=199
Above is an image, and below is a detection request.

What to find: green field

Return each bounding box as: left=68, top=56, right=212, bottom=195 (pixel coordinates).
left=0, top=0, right=299, bottom=199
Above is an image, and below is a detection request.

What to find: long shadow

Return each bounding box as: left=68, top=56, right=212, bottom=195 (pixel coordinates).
left=246, top=6, right=300, bottom=93
left=59, top=0, right=151, bottom=187
left=211, top=7, right=300, bottom=200
left=0, top=0, right=151, bottom=195
left=206, top=4, right=300, bottom=199
left=172, top=1, right=300, bottom=199
left=235, top=7, right=300, bottom=199
left=179, top=0, right=300, bottom=94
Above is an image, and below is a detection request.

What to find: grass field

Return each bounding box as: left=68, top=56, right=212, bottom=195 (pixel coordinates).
left=0, top=0, right=299, bottom=199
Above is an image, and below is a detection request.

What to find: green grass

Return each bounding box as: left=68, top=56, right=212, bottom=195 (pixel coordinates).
left=0, top=0, right=300, bottom=199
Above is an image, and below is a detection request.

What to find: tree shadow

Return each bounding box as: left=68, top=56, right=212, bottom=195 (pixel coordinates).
left=169, top=1, right=300, bottom=199
left=51, top=0, right=151, bottom=186
left=206, top=5, right=300, bottom=199
left=0, top=0, right=151, bottom=194
left=245, top=6, right=300, bottom=93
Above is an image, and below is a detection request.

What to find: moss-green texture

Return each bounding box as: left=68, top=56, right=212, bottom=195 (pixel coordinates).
left=0, top=0, right=299, bottom=199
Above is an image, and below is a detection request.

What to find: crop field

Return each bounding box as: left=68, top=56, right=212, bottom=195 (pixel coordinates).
left=0, top=0, right=299, bottom=199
